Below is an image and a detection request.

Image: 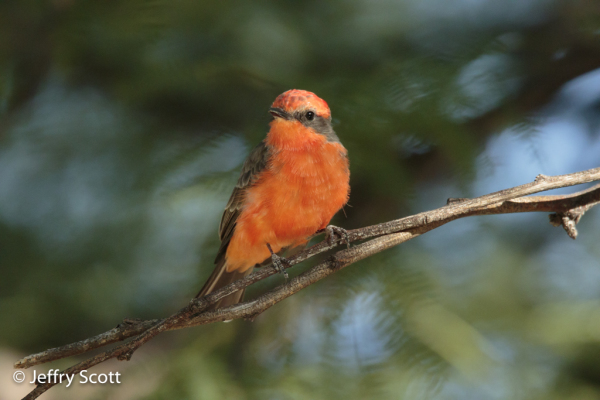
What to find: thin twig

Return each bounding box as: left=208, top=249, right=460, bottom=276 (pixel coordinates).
left=17, top=167, right=600, bottom=400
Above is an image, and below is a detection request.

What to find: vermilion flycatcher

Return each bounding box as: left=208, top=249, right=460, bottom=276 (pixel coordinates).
left=196, top=89, right=350, bottom=309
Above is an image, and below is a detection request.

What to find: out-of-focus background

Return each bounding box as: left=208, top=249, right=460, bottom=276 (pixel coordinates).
left=2, top=0, right=600, bottom=399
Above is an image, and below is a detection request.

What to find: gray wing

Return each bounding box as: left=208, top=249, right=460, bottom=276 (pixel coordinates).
left=215, top=141, right=270, bottom=263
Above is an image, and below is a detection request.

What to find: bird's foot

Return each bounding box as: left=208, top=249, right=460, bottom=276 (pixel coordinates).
left=325, top=225, right=350, bottom=248
left=266, top=243, right=289, bottom=279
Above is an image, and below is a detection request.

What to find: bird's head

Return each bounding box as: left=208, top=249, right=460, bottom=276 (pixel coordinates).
left=268, top=89, right=339, bottom=143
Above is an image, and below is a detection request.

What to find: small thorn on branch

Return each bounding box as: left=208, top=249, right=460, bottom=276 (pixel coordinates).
left=117, top=350, right=134, bottom=362
left=549, top=205, right=591, bottom=240
left=535, top=174, right=550, bottom=182
left=327, top=255, right=345, bottom=271
left=244, top=313, right=259, bottom=322
left=561, top=214, right=578, bottom=239
left=447, top=197, right=469, bottom=205
left=117, top=318, right=142, bottom=328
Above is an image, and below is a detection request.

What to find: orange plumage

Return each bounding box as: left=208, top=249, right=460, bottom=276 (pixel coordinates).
left=197, top=89, right=350, bottom=308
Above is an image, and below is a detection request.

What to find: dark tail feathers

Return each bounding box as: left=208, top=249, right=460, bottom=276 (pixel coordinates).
left=196, top=259, right=252, bottom=310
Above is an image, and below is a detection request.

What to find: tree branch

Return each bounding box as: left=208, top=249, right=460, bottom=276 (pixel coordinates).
left=16, top=167, right=600, bottom=400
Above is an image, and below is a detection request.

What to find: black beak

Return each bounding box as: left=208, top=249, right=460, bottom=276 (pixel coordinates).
left=269, top=107, right=291, bottom=120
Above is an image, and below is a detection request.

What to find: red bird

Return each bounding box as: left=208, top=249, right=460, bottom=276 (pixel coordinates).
left=197, top=89, right=350, bottom=309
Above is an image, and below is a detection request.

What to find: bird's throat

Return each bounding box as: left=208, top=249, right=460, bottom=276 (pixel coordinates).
left=266, top=119, right=326, bottom=151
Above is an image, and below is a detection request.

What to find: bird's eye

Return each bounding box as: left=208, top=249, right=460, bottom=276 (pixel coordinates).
left=305, top=111, right=315, bottom=121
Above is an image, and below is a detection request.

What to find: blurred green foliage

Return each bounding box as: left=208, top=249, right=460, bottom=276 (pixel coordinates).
left=2, top=0, right=600, bottom=399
